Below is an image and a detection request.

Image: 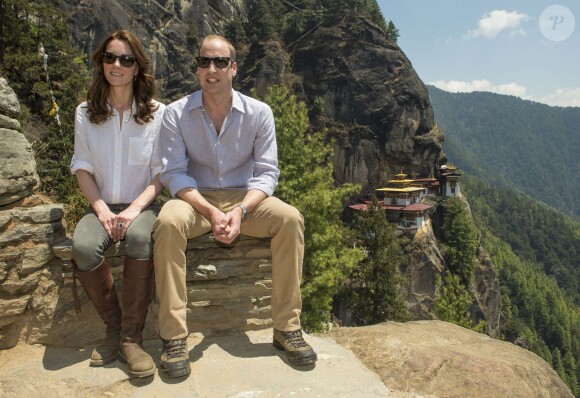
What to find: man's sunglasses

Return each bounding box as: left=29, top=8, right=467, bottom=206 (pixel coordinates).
left=102, top=52, right=137, bottom=68
left=196, top=56, right=232, bottom=69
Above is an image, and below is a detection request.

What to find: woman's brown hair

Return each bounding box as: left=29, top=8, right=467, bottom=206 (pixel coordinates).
left=85, top=30, right=158, bottom=125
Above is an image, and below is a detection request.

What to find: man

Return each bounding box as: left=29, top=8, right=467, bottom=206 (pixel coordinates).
left=153, top=35, right=317, bottom=379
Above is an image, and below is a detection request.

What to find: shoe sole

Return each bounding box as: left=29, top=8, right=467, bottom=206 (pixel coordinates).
left=89, top=353, right=118, bottom=366
left=160, top=364, right=191, bottom=379
left=118, top=354, right=156, bottom=378
left=273, top=339, right=318, bottom=366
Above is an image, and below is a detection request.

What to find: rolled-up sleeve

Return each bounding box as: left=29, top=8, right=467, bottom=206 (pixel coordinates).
left=70, top=104, right=94, bottom=175
left=159, top=105, right=198, bottom=196
left=247, top=104, right=279, bottom=196
left=149, top=105, right=165, bottom=178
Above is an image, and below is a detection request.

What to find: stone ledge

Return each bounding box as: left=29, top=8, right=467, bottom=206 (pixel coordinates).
left=53, top=234, right=273, bottom=337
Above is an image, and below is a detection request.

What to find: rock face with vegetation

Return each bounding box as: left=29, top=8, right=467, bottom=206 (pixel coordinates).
left=60, top=0, right=444, bottom=192
left=292, top=16, right=444, bottom=191
left=60, top=0, right=247, bottom=100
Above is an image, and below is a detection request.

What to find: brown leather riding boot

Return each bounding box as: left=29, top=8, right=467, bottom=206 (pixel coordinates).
left=72, top=257, right=122, bottom=366
left=118, top=257, right=156, bottom=378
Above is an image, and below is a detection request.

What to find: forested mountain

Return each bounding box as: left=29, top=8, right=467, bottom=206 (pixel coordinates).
left=461, top=174, right=580, bottom=304
left=428, top=86, right=580, bottom=220
left=461, top=174, right=579, bottom=392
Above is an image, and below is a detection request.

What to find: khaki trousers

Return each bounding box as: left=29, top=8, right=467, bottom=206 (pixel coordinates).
left=153, top=190, right=304, bottom=340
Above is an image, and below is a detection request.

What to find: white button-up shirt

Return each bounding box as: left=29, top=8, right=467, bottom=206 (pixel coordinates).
left=70, top=100, right=165, bottom=204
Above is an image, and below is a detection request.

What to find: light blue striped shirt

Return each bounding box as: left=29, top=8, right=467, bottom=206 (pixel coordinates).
left=158, top=90, right=279, bottom=197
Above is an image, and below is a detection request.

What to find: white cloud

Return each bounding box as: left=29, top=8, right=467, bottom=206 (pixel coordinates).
left=465, top=10, right=529, bottom=39
left=534, top=87, right=580, bottom=107
left=430, top=79, right=527, bottom=97
left=430, top=80, right=580, bottom=107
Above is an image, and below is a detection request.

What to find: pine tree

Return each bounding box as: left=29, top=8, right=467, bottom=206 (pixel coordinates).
left=443, top=197, right=478, bottom=284
left=435, top=272, right=472, bottom=328
left=385, top=20, right=400, bottom=42
left=255, top=85, right=364, bottom=331
left=342, top=199, right=409, bottom=325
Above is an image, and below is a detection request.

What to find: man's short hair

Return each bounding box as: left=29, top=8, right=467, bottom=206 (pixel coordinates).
left=199, top=35, right=236, bottom=61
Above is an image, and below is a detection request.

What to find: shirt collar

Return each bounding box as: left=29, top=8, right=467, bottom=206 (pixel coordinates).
left=188, top=89, right=246, bottom=114
left=107, top=99, right=137, bottom=115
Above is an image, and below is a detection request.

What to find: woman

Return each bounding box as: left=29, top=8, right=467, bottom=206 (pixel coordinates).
left=70, top=30, right=164, bottom=378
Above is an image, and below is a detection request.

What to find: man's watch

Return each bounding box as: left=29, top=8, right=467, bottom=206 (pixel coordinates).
left=237, top=203, right=248, bottom=221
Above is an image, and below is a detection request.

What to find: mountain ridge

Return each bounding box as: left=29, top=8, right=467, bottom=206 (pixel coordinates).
left=428, top=85, right=580, bottom=220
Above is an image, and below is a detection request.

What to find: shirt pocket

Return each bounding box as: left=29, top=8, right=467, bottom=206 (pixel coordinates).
left=128, top=137, right=154, bottom=165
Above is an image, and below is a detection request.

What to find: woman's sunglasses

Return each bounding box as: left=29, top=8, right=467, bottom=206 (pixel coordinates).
left=102, top=52, right=137, bottom=68
left=196, top=56, right=232, bottom=69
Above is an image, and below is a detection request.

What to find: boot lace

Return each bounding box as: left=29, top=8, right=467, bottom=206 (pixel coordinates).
left=281, top=330, right=308, bottom=349
left=164, top=338, right=187, bottom=359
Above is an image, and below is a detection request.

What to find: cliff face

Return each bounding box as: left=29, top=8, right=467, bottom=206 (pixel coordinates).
left=291, top=16, right=444, bottom=190
left=60, top=1, right=444, bottom=190
left=60, top=0, right=247, bottom=100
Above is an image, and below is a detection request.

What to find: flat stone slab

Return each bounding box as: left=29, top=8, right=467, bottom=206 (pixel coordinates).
left=0, top=329, right=395, bottom=397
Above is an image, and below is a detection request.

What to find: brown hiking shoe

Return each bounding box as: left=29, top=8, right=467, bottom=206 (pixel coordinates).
left=160, top=338, right=191, bottom=379
left=273, top=329, right=318, bottom=366
left=118, top=342, right=155, bottom=378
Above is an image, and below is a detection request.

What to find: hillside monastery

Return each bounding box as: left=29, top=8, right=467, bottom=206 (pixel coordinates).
left=348, top=165, right=462, bottom=232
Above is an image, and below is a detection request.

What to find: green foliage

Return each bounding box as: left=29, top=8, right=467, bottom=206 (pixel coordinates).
left=354, top=0, right=388, bottom=31
left=442, top=197, right=478, bottom=284
left=277, top=0, right=388, bottom=46
left=463, top=176, right=580, bottom=396
left=385, top=20, right=399, bottom=42
left=341, top=199, right=409, bottom=325
left=224, top=15, right=248, bottom=50
left=435, top=272, right=473, bottom=328
left=2, top=0, right=90, bottom=227
left=462, top=174, right=580, bottom=305
left=247, top=0, right=285, bottom=41
left=254, top=85, right=364, bottom=331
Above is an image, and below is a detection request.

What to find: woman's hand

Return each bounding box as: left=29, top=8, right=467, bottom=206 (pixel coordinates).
left=94, top=205, right=118, bottom=241
left=113, top=206, right=142, bottom=241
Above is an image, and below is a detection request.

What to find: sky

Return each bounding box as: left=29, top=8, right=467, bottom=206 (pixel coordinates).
left=377, top=0, right=580, bottom=107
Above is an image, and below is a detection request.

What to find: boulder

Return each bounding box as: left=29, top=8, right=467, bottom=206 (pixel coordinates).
left=0, top=78, right=39, bottom=205
left=326, top=320, right=573, bottom=398
left=0, top=77, right=20, bottom=118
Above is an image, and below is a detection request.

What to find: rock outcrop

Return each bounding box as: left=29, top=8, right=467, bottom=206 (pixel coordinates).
left=0, top=78, right=66, bottom=348
left=327, top=321, right=574, bottom=398
left=0, top=321, right=572, bottom=397
left=291, top=16, right=444, bottom=191
left=405, top=208, right=502, bottom=338
left=404, top=220, right=446, bottom=319
left=0, top=77, right=39, bottom=206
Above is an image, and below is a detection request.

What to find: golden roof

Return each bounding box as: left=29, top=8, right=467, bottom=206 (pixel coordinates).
left=376, top=187, right=425, bottom=193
